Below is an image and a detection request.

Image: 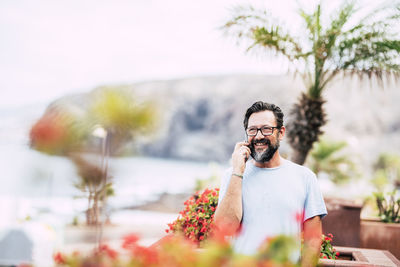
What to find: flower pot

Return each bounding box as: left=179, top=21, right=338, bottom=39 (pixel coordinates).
left=361, top=219, right=400, bottom=260
left=322, top=197, right=363, bottom=247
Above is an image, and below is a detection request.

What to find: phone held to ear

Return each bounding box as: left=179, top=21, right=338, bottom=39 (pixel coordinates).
left=244, top=135, right=249, bottom=162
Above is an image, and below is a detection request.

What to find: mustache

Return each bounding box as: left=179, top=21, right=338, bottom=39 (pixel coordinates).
left=250, top=138, right=271, bottom=146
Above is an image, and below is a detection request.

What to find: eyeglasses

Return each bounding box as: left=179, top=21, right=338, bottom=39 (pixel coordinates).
left=246, top=126, right=279, bottom=136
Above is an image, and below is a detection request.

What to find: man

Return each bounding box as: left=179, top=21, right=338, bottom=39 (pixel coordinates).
left=214, top=101, right=327, bottom=266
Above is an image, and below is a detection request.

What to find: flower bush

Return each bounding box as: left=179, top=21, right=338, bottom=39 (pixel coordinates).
left=34, top=232, right=299, bottom=267
left=166, top=188, right=219, bottom=245
left=320, top=233, right=339, bottom=260
left=21, top=231, right=339, bottom=266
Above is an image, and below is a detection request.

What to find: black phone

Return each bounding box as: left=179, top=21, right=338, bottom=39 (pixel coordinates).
left=244, top=134, right=249, bottom=162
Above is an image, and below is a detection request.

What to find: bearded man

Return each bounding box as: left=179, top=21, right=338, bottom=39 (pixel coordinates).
left=215, top=101, right=327, bottom=266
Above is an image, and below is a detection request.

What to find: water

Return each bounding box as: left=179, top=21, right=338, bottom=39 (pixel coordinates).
left=0, top=140, right=226, bottom=227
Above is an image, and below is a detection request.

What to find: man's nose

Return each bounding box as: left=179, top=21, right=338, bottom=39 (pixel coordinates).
left=255, top=129, right=265, bottom=139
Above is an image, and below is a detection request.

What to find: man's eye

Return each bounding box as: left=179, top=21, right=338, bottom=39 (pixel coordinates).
left=262, top=127, right=272, bottom=130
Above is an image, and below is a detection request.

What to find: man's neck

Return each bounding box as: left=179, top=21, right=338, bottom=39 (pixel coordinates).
left=252, top=152, right=282, bottom=168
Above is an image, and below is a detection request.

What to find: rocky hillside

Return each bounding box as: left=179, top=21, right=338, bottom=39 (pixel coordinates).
left=48, top=74, right=400, bottom=169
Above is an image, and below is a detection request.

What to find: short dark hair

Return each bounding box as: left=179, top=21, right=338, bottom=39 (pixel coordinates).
left=243, top=101, right=284, bottom=129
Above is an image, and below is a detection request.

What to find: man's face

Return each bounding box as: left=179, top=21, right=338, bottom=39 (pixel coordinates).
left=246, top=110, right=283, bottom=163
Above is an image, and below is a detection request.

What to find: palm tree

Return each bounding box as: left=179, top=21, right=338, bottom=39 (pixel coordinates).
left=223, top=0, right=400, bottom=164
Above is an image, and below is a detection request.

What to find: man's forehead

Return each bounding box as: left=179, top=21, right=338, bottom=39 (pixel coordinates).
left=248, top=110, right=276, bottom=126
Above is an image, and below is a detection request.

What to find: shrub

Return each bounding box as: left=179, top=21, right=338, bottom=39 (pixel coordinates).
left=166, top=188, right=219, bottom=245
left=320, top=233, right=339, bottom=260
left=374, top=190, right=400, bottom=223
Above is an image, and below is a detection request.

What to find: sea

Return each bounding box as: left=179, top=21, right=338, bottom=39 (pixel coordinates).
left=0, top=139, right=226, bottom=266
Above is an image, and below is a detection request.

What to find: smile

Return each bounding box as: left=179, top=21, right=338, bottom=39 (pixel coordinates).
left=254, top=143, right=268, bottom=147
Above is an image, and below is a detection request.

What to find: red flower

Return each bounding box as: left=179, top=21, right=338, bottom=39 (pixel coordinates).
left=53, top=252, right=66, bottom=264
left=122, top=233, right=140, bottom=250
left=133, top=246, right=159, bottom=265
left=295, top=210, right=305, bottom=223
left=99, top=244, right=118, bottom=259
left=166, top=188, right=219, bottom=243
left=30, top=113, right=67, bottom=151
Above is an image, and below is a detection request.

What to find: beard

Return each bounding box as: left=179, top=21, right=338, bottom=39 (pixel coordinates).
left=249, top=137, right=280, bottom=163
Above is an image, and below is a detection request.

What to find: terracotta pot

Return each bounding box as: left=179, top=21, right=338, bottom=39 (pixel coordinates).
left=361, top=219, right=400, bottom=260
left=322, top=197, right=363, bottom=247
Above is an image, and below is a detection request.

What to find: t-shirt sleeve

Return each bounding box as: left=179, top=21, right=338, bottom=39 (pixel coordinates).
left=217, top=168, right=233, bottom=206
left=304, top=171, right=328, bottom=221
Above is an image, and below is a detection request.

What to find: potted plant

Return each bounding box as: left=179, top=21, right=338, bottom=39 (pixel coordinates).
left=361, top=190, right=400, bottom=259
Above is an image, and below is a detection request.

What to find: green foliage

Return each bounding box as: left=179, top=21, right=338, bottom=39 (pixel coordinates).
left=88, top=87, right=158, bottom=156
left=194, top=174, right=219, bottom=192
left=372, top=153, right=400, bottom=191
left=320, top=234, right=339, bottom=259
left=307, top=138, right=358, bottom=184
left=90, top=87, right=156, bottom=133
left=258, top=235, right=299, bottom=264
left=374, top=190, right=400, bottom=223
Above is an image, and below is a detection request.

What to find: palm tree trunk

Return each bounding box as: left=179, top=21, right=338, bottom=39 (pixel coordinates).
left=291, top=149, right=309, bottom=166
left=286, top=92, right=327, bottom=165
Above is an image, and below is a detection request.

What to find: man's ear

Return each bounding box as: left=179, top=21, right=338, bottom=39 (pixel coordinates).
left=278, top=126, right=286, bottom=140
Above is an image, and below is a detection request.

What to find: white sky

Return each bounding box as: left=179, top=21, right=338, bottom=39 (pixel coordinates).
left=0, top=0, right=380, bottom=108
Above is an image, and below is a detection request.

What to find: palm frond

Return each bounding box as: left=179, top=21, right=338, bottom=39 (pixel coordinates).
left=223, top=5, right=304, bottom=62
left=335, top=34, right=400, bottom=79
left=320, top=3, right=400, bottom=87
left=322, top=1, right=357, bottom=56
left=249, top=25, right=303, bottom=61
left=307, top=138, right=358, bottom=184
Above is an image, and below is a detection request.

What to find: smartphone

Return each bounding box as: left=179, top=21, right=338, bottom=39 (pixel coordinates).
left=244, top=134, right=249, bottom=162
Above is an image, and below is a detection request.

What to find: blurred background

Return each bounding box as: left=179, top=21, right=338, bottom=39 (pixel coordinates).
left=1, top=0, right=400, bottom=265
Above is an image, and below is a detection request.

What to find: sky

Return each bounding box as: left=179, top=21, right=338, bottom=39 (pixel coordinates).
left=0, top=0, right=381, bottom=108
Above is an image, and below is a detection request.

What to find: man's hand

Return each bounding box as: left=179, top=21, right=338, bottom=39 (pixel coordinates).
left=232, top=141, right=251, bottom=174
left=214, top=141, right=250, bottom=234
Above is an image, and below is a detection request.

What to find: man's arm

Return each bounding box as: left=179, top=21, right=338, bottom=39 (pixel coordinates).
left=214, top=174, right=243, bottom=232
left=214, top=141, right=250, bottom=234
left=301, top=215, right=322, bottom=267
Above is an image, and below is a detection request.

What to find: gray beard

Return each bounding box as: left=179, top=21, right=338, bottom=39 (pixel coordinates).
left=250, top=139, right=280, bottom=163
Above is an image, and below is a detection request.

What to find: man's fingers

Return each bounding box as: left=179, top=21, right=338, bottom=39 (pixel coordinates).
left=234, top=141, right=249, bottom=151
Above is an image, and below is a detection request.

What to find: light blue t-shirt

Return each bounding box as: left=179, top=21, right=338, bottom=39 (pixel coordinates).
left=218, top=158, right=327, bottom=257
